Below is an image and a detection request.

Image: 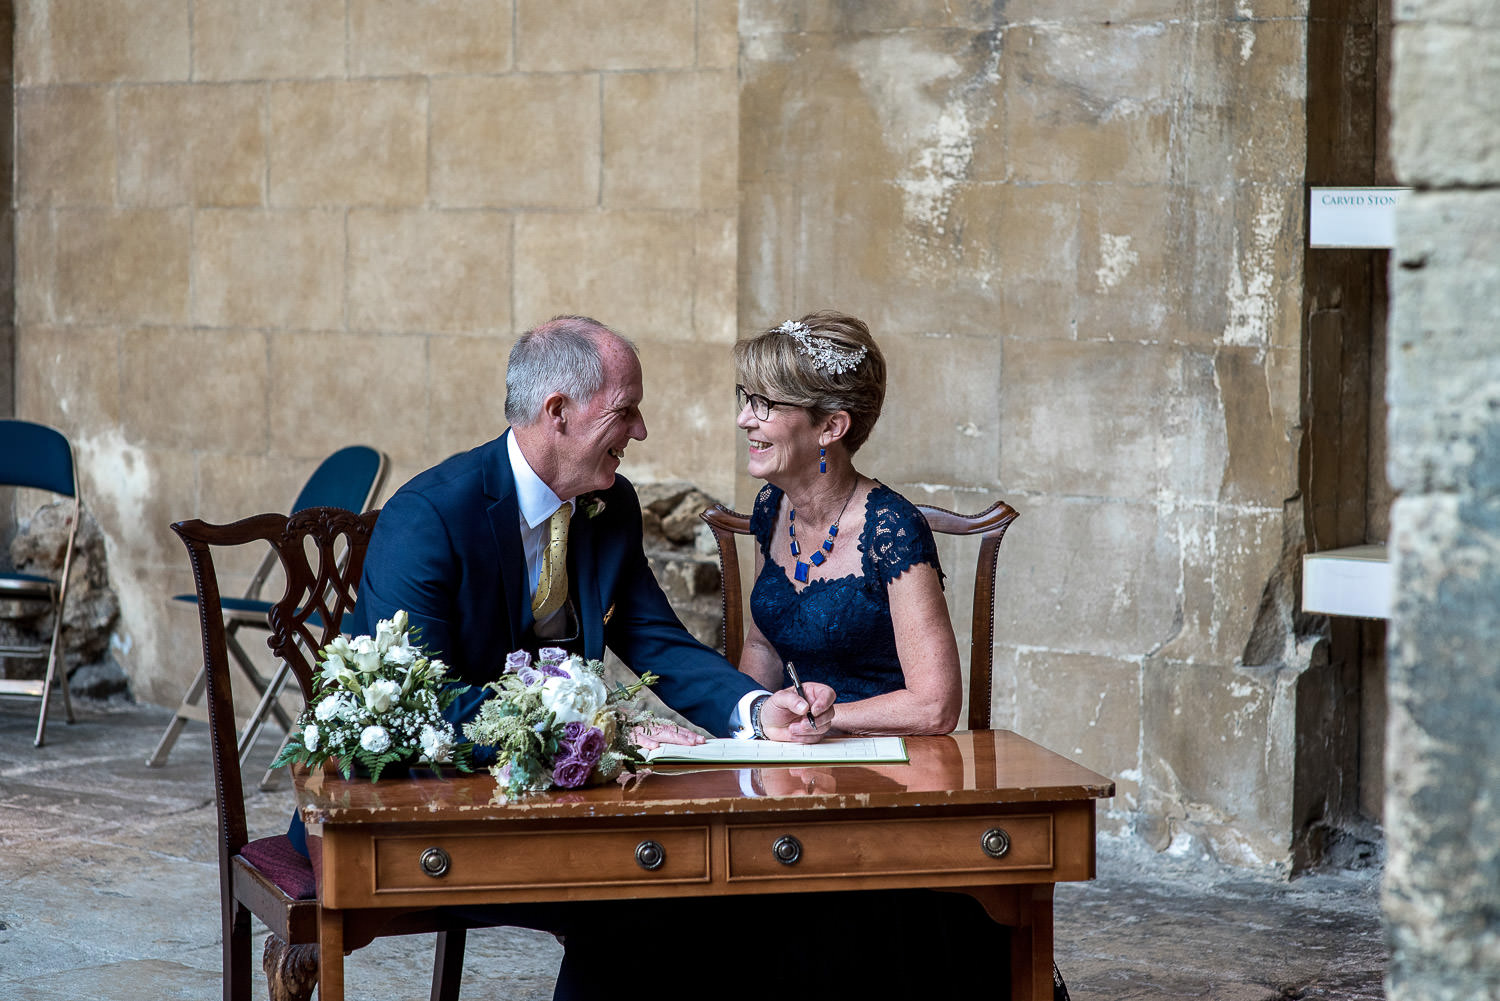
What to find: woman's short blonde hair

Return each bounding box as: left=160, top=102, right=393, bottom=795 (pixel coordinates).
left=733, top=310, right=887, bottom=454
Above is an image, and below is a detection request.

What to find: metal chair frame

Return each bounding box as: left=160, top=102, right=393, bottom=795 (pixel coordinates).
left=148, top=446, right=388, bottom=783
left=0, top=420, right=81, bottom=746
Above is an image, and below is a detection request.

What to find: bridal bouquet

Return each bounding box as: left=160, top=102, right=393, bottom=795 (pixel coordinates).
left=463, top=647, right=661, bottom=797
left=273, top=610, right=472, bottom=781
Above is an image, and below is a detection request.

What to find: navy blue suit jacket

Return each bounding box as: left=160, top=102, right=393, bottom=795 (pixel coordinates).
left=348, top=431, right=758, bottom=737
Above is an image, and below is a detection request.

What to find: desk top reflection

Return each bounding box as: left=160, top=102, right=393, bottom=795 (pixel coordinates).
left=295, top=730, right=1115, bottom=824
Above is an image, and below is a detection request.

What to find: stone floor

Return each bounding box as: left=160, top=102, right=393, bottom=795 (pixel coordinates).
left=0, top=699, right=1387, bottom=999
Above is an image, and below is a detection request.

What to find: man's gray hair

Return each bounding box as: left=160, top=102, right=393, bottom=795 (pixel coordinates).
left=504, top=315, right=632, bottom=425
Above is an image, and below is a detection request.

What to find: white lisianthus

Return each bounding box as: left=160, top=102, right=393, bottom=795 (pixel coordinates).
left=419, top=723, right=454, bottom=763
left=314, top=695, right=349, bottom=721
left=540, top=670, right=609, bottom=725
left=303, top=723, right=320, bottom=752
left=360, top=725, right=392, bottom=754
left=375, top=611, right=408, bottom=653
left=364, top=678, right=400, bottom=714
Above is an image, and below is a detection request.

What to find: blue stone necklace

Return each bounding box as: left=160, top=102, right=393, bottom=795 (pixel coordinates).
left=788, top=480, right=859, bottom=584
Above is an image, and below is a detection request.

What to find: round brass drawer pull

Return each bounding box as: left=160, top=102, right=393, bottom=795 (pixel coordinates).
left=419, top=846, right=452, bottom=878
left=772, top=835, right=803, bottom=865
left=635, top=839, right=666, bottom=871
left=981, top=827, right=1011, bottom=859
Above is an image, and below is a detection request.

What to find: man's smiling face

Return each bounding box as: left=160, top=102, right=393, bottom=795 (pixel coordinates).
left=560, top=335, right=648, bottom=497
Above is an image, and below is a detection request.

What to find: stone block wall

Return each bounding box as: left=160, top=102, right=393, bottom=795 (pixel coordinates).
left=8, top=2, right=1406, bottom=870
left=11, top=0, right=743, bottom=709
left=1385, top=0, right=1500, bottom=996
left=739, top=3, right=1326, bottom=865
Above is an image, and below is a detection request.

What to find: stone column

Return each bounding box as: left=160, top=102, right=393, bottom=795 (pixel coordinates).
left=1385, top=1, right=1500, bottom=998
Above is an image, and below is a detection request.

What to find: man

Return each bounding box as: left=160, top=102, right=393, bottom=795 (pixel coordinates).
left=346, top=313, right=834, bottom=742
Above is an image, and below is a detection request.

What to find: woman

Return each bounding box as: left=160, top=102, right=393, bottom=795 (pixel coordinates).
left=731, top=311, right=1068, bottom=1001
left=733, top=310, right=962, bottom=734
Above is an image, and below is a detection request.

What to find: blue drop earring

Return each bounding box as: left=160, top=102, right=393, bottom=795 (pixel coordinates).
left=819, top=447, right=827, bottom=474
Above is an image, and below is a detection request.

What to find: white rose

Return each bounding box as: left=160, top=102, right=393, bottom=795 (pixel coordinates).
left=314, top=695, right=348, bottom=721
left=385, top=643, right=416, bottom=667
left=540, top=671, right=609, bottom=726
left=364, top=679, right=401, bottom=714
left=360, top=725, right=392, bottom=754
left=303, top=723, right=320, bottom=752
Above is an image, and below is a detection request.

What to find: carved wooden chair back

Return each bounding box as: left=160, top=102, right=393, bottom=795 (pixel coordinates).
left=700, top=499, right=1019, bottom=730
left=173, top=507, right=467, bottom=1001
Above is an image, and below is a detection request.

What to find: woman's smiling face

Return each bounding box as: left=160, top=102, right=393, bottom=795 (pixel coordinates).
left=737, top=388, right=817, bottom=485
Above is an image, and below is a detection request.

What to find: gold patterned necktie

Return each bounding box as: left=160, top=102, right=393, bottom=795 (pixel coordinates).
left=531, top=503, right=571, bottom=620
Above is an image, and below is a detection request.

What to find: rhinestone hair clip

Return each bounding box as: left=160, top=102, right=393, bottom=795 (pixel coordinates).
left=776, top=319, right=868, bottom=375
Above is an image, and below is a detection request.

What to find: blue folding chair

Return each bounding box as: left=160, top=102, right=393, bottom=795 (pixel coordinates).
left=147, top=445, right=388, bottom=776
left=0, top=420, right=81, bottom=747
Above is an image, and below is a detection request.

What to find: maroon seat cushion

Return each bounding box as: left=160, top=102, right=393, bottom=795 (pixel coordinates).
left=240, top=835, right=317, bottom=900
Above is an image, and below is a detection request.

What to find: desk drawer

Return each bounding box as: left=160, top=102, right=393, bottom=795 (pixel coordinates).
left=726, top=814, right=1053, bottom=882
left=373, top=825, right=710, bottom=893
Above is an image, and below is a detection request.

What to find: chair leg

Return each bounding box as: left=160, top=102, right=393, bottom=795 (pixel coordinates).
left=33, top=623, right=70, bottom=747
left=146, top=666, right=208, bottom=766
left=225, top=900, right=254, bottom=1001
left=263, top=934, right=319, bottom=1001
left=431, top=928, right=467, bottom=1001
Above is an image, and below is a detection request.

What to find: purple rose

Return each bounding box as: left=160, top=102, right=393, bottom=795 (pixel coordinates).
left=537, top=661, right=570, bottom=678
left=504, top=650, right=532, bottom=674
left=551, top=753, right=595, bottom=788
left=517, top=666, right=544, bottom=687
left=537, top=646, right=568, bottom=666
left=561, top=720, right=590, bottom=743
left=574, top=726, right=607, bottom=763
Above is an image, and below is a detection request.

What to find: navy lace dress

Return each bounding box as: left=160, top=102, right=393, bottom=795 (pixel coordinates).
left=749, top=482, right=943, bottom=700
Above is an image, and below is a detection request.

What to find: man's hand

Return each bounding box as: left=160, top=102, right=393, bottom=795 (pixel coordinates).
left=630, top=721, right=707, bottom=750
left=761, top=682, right=835, bottom=743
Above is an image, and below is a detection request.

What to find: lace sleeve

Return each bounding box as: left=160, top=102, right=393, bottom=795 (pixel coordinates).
left=868, top=492, right=944, bottom=589
left=748, top=483, right=781, bottom=560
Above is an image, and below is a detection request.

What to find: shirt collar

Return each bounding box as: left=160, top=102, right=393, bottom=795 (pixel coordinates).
left=506, top=430, right=574, bottom=530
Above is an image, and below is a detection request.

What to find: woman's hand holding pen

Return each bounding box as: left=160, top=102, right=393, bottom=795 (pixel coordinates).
left=759, top=682, right=836, bottom=743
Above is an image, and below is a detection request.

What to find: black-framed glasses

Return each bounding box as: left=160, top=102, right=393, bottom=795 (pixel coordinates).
left=736, top=385, right=800, bottom=420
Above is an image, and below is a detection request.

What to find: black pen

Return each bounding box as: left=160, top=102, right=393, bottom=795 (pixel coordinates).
left=785, top=661, right=818, bottom=730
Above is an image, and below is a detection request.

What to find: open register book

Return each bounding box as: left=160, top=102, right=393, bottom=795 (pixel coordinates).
left=640, top=735, right=908, bottom=765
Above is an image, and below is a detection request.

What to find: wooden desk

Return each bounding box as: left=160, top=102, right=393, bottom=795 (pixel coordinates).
left=296, top=729, right=1114, bottom=1000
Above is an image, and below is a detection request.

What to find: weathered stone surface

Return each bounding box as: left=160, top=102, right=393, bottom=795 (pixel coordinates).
left=514, top=212, right=699, bottom=340
left=866, top=330, right=1000, bottom=490
left=1000, top=339, right=1225, bottom=501
left=1385, top=495, right=1500, bottom=1000
left=267, top=331, right=432, bottom=464
left=119, top=327, right=269, bottom=451
left=192, top=209, right=344, bottom=330
left=24, top=209, right=192, bottom=326
left=269, top=80, right=427, bottom=207
left=632, top=341, right=740, bottom=505
left=516, top=0, right=697, bottom=71
left=603, top=71, right=736, bottom=211
left=696, top=0, right=739, bottom=67
left=192, top=0, right=345, bottom=81
left=1387, top=190, right=1500, bottom=495
left=348, top=210, right=512, bottom=335
left=350, top=0, right=512, bottom=76
left=16, top=86, right=113, bottom=205
left=4, top=502, right=120, bottom=677
left=430, top=75, right=600, bottom=209
left=426, top=334, right=516, bottom=460
left=1003, top=22, right=1181, bottom=184
left=17, top=0, right=190, bottom=83
left=1391, top=23, right=1500, bottom=186
left=1140, top=656, right=1299, bottom=869
left=13, top=324, right=121, bottom=431
left=117, top=84, right=266, bottom=207
left=990, top=494, right=1180, bottom=659
left=1012, top=650, right=1141, bottom=815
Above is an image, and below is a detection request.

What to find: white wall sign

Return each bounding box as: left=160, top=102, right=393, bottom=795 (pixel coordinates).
left=1309, top=187, right=1411, bottom=249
